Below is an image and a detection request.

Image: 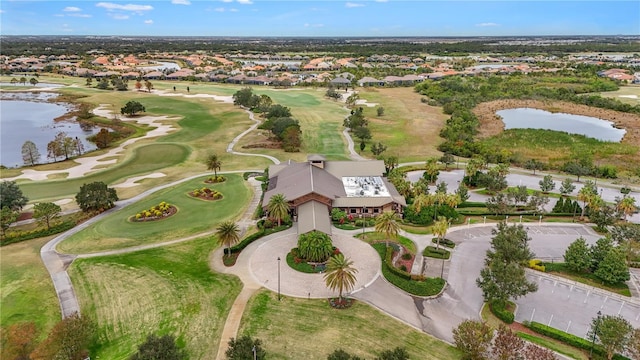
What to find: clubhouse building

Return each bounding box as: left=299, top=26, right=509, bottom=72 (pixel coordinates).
left=262, top=155, right=406, bottom=235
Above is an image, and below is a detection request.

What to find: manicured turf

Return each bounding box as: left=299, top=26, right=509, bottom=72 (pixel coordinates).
left=17, top=143, right=190, bottom=202
left=58, top=174, right=251, bottom=254
left=69, top=237, right=241, bottom=360
left=357, top=231, right=417, bottom=254
left=239, top=290, right=461, bottom=360
left=0, top=236, right=60, bottom=340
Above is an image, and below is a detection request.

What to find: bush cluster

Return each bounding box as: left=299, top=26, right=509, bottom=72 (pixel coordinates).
left=489, top=300, right=514, bottom=324
left=191, top=187, right=222, bottom=200
left=205, top=175, right=226, bottom=183
left=423, top=246, right=451, bottom=259
left=1, top=220, right=75, bottom=246
left=431, top=237, right=456, bottom=248
left=373, top=243, right=445, bottom=296
left=134, top=201, right=173, bottom=221
left=528, top=259, right=546, bottom=272
left=552, top=197, right=582, bottom=214
left=523, top=321, right=630, bottom=360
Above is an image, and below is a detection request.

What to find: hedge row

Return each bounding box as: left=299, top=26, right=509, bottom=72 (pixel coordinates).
left=523, top=321, right=630, bottom=360
left=1, top=221, right=76, bottom=246
left=373, top=243, right=445, bottom=296
left=384, top=245, right=412, bottom=280
left=528, top=259, right=546, bottom=272
left=431, top=237, right=455, bottom=248
left=229, top=224, right=291, bottom=254
left=490, top=300, right=514, bottom=324
left=423, top=246, right=451, bottom=259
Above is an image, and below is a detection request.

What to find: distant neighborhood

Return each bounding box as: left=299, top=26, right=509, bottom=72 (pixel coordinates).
left=3, top=50, right=640, bottom=87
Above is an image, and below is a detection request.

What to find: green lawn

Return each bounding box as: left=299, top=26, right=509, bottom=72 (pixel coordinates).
left=542, top=262, right=631, bottom=296
left=239, top=290, right=461, bottom=360
left=70, top=237, right=241, bottom=360
left=0, top=237, right=60, bottom=340
left=58, top=174, right=251, bottom=254
left=357, top=231, right=417, bottom=253
left=17, top=143, right=190, bottom=202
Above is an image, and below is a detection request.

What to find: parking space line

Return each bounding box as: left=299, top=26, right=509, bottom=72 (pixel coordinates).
left=566, top=320, right=571, bottom=333
left=548, top=314, right=554, bottom=326
left=601, top=296, right=608, bottom=309
left=584, top=290, right=590, bottom=304
left=530, top=308, right=536, bottom=322
left=619, top=301, right=625, bottom=315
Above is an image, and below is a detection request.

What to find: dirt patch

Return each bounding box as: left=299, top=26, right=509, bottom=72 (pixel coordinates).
left=473, top=99, right=640, bottom=146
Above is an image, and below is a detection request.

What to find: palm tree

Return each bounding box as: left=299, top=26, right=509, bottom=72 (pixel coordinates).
left=617, top=196, right=637, bottom=222
left=413, top=193, right=434, bottom=213
left=432, top=217, right=448, bottom=250
left=205, top=153, right=222, bottom=178
left=324, top=253, right=358, bottom=302
left=374, top=211, right=400, bottom=243
left=216, top=221, right=240, bottom=256
left=577, top=186, right=596, bottom=219
left=266, top=194, right=290, bottom=226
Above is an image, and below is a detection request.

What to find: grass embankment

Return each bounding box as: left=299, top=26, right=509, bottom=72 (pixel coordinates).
left=58, top=174, right=250, bottom=254
left=480, top=305, right=588, bottom=360
left=479, top=128, right=639, bottom=170
left=357, top=87, right=448, bottom=162
left=70, top=237, right=241, bottom=360
left=239, top=290, right=461, bottom=360
left=542, top=262, right=631, bottom=297
left=0, top=237, right=60, bottom=340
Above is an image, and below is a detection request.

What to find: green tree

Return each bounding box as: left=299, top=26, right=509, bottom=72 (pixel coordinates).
left=298, top=231, right=333, bottom=262
left=477, top=260, right=538, bottom=306
left=590, top=237, right=614, bottom=271
left=374, top=211, right=400, bottom=242
left=594, top=247, right=630, bottom=285
left=563, top=237, right=591, bottom=273
left=216, top=221, right=240, bottom=256
left=436, top=181, right=448, bottom=194
left=0, top=206, right=18, bottom=239
left=130, top=334, right=187, bottom=360
left=371, top=142, right=387, bottom=156
left=94, top=128, right=112, bottom=149
left=120, top=101, right=146, bottom=116
left=452, top=320, right=492, bottom=360
left=33, top=202, right=62, bottom=230
left=324, top=253, right=358, bottom=302
left=376, top=106, right=385, bottom=116
left=232, top=87, right=254, bottom=107
left=352, top=126, right=372, bottom=144
left=265, top=104, right=292, bottom=119
left=0, top=181, right=28, bottom=211
left=538, top=175, right=555, bottom=193
left=589, top=314, right=633, bottom=360
left=506, top=185, right=529, bottom=207
left=327, top=349, right=364, bottom=360
left=432, top=217, right=448, bottom=250
left=144, top=80, right=153, bottom=92
left=21, top=140, right=41, bottom=166
left=564, top=161, right=592, bottom=182
left=487, top=223, right=535, bottom=265
left=423, top=157, right=440, bottom=183
left=30, top=313, right=95, bottom=360
left=590, top=205, right=617, bottom=232
left=75, top=181, right=118, bottom=213
left=455, top=182, right=470, bottom=203
left=225, top=335, right=265, bottom=360
left=524, top=159, right=544, bottom=175
left=559, top=178, right=576, bottom=196
left=628, top=328, right=640, bottom=360
left=440, top=153, right=455, bottom=170
left=486, top=193, right=512, bottom=216
left=205, top=153, right=222, bottom=178
left=616, top=196, right=637, bottom=222
left=266, top=193, right=289, bottom=226
left=383, top=156, right=398, bottom=174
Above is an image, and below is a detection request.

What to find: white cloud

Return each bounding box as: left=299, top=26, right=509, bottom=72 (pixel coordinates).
left=221, top=0, right=233, bottom=2
left=68, top=13, right=92, bottom=18
left=229, top=8, right=238, bottom=12
left=63, top=6, right=81, bottom=12
left=110, top=13, right=130, bottom=20
left=214, top=7, right=225, bottom=12
left=171, top=0, right=191, bottom=5
left=237, top=0, right=253, bottom=4
left=476, top=22, right=499, bottom=27
left=0, top=10, right=5, bottom=14
left=304, top=23, right=324, bottom=28
left=96, top=3, right=153, bottom=12
left=345, top=2, right=365, bottom=8
left=374, top=0, right=388, bottom=2
left=144, top=19, right=153, bottom=24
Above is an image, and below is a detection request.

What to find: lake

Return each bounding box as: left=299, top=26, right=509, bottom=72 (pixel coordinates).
left=497, top=108, right=626, bottom=142
left=0, top=92, right=99, bottom=168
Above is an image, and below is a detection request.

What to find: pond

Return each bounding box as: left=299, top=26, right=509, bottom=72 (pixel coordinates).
left=497, top=108, right=626, bottom=142
left=0, top=82, right=65, bottom=88
left=143, top=61, right=181, bottom=71
left=0, top=92, right=99, bottom=168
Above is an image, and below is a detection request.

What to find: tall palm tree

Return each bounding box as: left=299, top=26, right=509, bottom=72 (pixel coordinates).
left=267, top=193, right=290, bottom=226
left=432, top=217, right=449, bottom=250
left=413, top=193, right=435, bottom=213
left=617, top=196, right=637, bottom=222
left=375, top=211, right=400, bottom=242
left=324, top=253, right=358, bottom=302
left=206, top=153, right=222, bottom=178
left=216, top=221, right=240, bottom=256
left=577, top=186, right=596, bottom=219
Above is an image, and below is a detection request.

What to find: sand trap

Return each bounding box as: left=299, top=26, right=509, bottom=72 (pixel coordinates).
left=620, top=95, right=638, bottom=99
left=355, top=99, right=378, bottom=107
left=113, top=172, right=166, bottom=188
left=54, top=198, right=73, bottom=206
left=153, top=89, right=234, bottom=103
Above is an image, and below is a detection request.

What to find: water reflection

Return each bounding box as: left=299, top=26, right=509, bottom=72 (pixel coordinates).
left=497, top=108, right=626, bottom=142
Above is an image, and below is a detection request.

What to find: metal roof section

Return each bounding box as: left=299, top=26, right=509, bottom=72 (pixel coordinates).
left=342, top=176, right=390, bottom=197
left=297, top=200, right=332, bottom=235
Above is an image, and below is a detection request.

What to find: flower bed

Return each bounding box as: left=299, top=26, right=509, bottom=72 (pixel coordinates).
left=328, top=297, right=355, bottom=309
left=204, top=175, right=226, bottom=183
left=189, top=187, right=223, bottom=201
left=131, top=202, right=177, bottom=222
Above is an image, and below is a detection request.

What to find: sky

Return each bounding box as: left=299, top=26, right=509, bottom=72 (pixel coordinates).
left=1, top=1, right=639, bottom=37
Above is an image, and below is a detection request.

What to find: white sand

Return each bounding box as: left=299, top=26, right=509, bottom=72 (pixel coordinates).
left=619, top=95, right=638, bottom=99
left=112, top=172, right=166, bottom=188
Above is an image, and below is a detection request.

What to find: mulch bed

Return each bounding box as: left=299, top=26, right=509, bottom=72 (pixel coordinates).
left=131, top=205, right=177, bottom=222
left=188, top=191, right=223, bottom=201
left=328, top=297, right=355, bottom=309
left=393, top=246, right=414, bottom=273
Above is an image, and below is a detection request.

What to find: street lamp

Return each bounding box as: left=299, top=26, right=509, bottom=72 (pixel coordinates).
left=252, top=345, right=257, bottom=360
left=362, top=207, right=367, bottom=239
left=589, top=310, right=602, bottom=359
left=277, top=256, right=281, bottom=301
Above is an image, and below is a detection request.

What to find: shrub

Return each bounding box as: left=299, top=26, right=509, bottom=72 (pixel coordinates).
left=401, top=253, right=412, bottom=260
left=528, top=259, right=546, bottom=272
left=298, top=231, right=333, bottom=262
left=133, top=202, right=174, bottom=221
left=1, top=220, right=75, bottom=246
left=431, top=237, right=456, bottom=248
left=423, top=246, right=451, bottom=259
left=490, top=300, right=514, bottom=324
